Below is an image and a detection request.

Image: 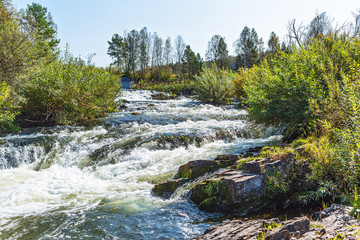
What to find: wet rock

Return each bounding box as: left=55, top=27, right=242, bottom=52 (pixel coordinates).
left=152, top=178, right=188, bottom=199
left=190, top=170, right=263, bottom=213
left=194, top=217, right=310, bottom=240
left=190, top=153, right=296, bottom=214
left=242, top=146, right=263, bottom=158
left=174, top=160, right=218, bottom=179
left=132, top=112, right=140, bottom=115
left=119, top=105, right=128, bottom=109
left=148, top=103, right=155, bottom=107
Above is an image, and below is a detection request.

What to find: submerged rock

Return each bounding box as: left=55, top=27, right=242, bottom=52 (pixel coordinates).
left=152, top=178, right=188, bottom=199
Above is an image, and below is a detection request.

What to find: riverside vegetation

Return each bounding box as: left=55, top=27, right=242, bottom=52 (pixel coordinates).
left=149, top=11, right=360, bottom=221
left=0, top=1, right=121, bottom=133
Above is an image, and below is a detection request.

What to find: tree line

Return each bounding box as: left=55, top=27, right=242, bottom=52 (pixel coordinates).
left=108, top=11, right=360, bottom=84
left=107, top=26, right=287, bottom=81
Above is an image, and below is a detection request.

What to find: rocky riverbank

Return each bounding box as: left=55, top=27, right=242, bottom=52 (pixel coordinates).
left=152, top=146, right=305, bottom=214
left=194, top=204, right=360, bottom=239
left=152, top=145, right=360, bottom=239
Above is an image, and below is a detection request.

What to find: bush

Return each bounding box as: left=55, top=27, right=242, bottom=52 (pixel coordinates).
left=0, top=82, right=19, bottom=133
left=21, top=59, right=121, bottom=126
left=244, top=34, right=360, bottom=139
left=233, top=67, right=256, bottom=101
left=194, top=64, right=235, bottom=105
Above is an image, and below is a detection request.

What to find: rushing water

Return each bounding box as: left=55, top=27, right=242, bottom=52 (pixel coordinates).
left=0, top=90, right=281, bottom=240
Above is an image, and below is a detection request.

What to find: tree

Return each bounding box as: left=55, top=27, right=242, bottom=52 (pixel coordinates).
left=234, top=27, right=263, bottom=69
left=307, top=12, right=332, bottom=40
left=182, top=45, right=202, bottom=80
left=351, top=9, right=360, bottom=36
left=163, top=37, right=172, bottom=66
left=107, top=33, right=126, bottom=69
left=288, top=12, right=333, bottom=47
left=125, top=29, right=140, bottom=78
left=22, top=3, right=59, bottom=52
left=174, top=35, right=186, bottom=75
left=152, top=32, right=163, bottom=80
left=206, top=35, right=229, bottom=69
left=139, top=27, right=151, bottom=79
left=0, top=1, right=46, bottom=89
left=267, top=32, right=280, bottom=54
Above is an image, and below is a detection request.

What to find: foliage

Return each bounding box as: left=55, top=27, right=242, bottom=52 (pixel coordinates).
left=194, top=64, right=235, bottom=105
left=233, top=67, right=256, bottom=101
left=0, top=82, right=19, bottom=133
left=234, top=26, right=263, bottom=69
left=21, top=57, right=121, bottom=126
left=182, top=45, right=202, bottom=80
left=22, top=3, right=60, bottom=52
left=245, top=34, right=360, bottom=139
left=0, top=1, right=48, bottom=89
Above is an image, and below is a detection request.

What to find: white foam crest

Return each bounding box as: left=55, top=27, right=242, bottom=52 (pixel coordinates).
left=120, top=89, right=155, bottom=101
left=0, top=165, right=110, bottom=219
left=0, top=145, right=45, bottom=169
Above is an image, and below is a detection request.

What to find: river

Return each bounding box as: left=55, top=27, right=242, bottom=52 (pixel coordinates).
left=0, top=90, right=281, bottom=239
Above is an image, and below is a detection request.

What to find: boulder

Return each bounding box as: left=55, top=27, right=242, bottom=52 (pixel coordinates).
left=190, top=170, right=263, bottom=213
left=152, top=178, right=188, bottom=199
left=190, top=153, right=297, bottom=214
left=174, top=160, right=218, bottom=179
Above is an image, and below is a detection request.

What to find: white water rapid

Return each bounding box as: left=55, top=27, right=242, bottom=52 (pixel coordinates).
left=0, top=90, right=281, bottom=239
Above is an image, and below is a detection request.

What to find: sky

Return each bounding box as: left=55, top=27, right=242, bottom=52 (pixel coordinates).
left=11, top=0, right=360, bottom=67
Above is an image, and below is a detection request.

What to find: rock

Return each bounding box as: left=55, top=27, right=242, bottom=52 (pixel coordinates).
left=132, top=112, right=140, bottom=115
left=242, top=158, right=271, bottom=174
left=190, top=153, right=297, bottom=214
left=214, top=155, right=239, bottom=168
left=152, top=178, right=188, bottom=199
left=174, top=160, right=218, bottom=179
left=214, top=154, right=239, bottom=161
left=148, top=103, right=155, bottom=107
left=119, top=105, right=128, bottom=109
left=194, top=217, right=310, bottom=240
left=190, top=170, right=263, bottom=213
left=242, top=146, right=263, bottom=158
left=303, top=204, right=360, bottom=239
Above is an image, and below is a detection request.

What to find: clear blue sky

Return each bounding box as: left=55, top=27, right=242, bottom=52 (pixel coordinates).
left=12, top=0, right=360, bottom=67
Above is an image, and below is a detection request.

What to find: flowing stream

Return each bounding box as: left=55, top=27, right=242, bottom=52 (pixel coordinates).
left=0, top=90, right=281, bottom=239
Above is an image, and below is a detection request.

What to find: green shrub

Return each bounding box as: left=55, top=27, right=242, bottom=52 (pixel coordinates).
left=244, top=34, right=360, bottom=139
left=194, top=64, right=235, bottom=105
left=0, top=82, right=19, bottom=133
left=21, top=59, right=121, bottom=126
